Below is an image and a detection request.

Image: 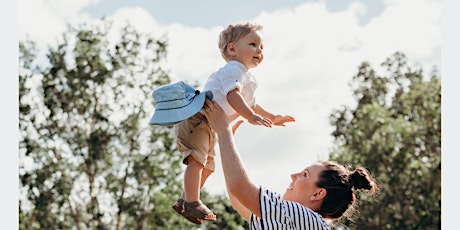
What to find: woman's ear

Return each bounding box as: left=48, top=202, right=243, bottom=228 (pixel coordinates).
left=310, top=188, right=327, bottom=201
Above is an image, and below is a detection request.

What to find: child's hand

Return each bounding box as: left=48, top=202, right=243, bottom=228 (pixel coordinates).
left=248, top=114, right=272, bottom=128
left=273, top=115, right=296, bottom=126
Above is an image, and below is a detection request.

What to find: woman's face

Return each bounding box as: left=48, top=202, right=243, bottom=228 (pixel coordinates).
left=283, top=163, right=326, bottom=203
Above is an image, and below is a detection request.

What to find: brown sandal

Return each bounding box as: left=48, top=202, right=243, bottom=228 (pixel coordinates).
left=182, top=200, right=217, bottom=222
left=172, top=198, right=203, bottom=225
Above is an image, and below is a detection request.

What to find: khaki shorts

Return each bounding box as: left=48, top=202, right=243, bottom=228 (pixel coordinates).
left=175, top=113, right=216, bottom=171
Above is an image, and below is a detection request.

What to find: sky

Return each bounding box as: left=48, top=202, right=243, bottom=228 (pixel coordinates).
left=11, top=0, right=459, bottom=228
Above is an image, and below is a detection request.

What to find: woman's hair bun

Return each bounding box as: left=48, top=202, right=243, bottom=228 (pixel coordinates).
left=349, top=168, right=374, bottom=190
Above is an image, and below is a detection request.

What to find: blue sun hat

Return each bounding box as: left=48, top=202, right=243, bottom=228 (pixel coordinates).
left=149, top=81, right=213, bottom=126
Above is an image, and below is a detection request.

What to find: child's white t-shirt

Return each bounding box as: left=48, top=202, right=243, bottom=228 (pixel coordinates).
left=203, top=60, right=258, bottom=117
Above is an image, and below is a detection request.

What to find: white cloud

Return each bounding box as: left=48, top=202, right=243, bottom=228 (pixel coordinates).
left=19, top=0, right=98, bottom=44
left=358, top=0, right=441, bottom=68
left=162, top=24, right=225, bottom=82
left=107, top=7, right=166, bottom=37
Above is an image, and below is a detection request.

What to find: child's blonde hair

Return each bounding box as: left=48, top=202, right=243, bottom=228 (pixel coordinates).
left=218, top=22, right=263, bottom=61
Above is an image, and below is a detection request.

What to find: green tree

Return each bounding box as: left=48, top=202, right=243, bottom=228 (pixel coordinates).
left=19, top=20, right=181, bottom=229
left=199, top=193, right=249, bottom=230
left=19, top=19, right=247, bottom=230
left=329, top=52, right=441, bottom=229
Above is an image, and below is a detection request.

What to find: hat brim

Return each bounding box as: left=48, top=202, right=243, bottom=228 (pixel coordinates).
left=149, top=91, right=212, bottom=126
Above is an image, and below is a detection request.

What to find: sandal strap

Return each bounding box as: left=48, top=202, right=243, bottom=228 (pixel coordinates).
left=183, top=200, right=216, bottom=220
left=185, top=200, right=203, bottom=208
left=172, top=198, right=203, bottom=225
left=176, top=198, right=185, bottom=206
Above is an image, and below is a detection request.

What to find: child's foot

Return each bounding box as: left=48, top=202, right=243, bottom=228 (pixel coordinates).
left=172, top=198, right=203, bottom=225
left=182, top=200, right=217, bottom=222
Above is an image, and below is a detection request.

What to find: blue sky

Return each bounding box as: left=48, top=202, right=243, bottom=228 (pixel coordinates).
left=82, top=0, right=384, bottom=27
left=12, top=0, right=459, bottom=228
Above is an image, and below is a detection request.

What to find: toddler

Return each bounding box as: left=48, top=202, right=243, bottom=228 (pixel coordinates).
left=172, top=22, right=295, bottom=225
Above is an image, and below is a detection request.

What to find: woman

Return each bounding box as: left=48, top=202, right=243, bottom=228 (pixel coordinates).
left=202, top=99, right=377, bottom=229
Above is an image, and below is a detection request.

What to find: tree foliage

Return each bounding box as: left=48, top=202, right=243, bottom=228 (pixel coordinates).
left=329, top=52, right=441, bottom=229
left=19, top=20, right=245, bottom=230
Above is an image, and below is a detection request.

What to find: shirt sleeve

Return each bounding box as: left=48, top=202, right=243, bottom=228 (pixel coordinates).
left=250, top=187, right=331, bottom=230
left=250, top=187, right=292, bottom=229
left=219, top=65, right=245, bottom=96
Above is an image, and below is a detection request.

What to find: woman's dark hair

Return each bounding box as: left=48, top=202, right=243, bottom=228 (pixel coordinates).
left=316, top=161, right=377, bottom=219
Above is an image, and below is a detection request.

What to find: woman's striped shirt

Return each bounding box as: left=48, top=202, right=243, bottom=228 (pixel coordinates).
left=250, top=187, right=331, bottom=230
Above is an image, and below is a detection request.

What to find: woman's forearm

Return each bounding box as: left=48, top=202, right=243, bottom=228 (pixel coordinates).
left=203, top=98, right=262, bottom=217
left=216, top=128, right=262, bottom=217
left=228, top=187, right=252, bottom=221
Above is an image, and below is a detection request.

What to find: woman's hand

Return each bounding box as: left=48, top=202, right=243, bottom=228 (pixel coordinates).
left=203, top=99, right=244, bottom=135
left=232, top=120, right=244, bottom=135
left=203, top=99, right=232, bottom=134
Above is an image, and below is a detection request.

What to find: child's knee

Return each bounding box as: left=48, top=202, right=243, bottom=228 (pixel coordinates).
left=184, top=155, right=205, bottom=167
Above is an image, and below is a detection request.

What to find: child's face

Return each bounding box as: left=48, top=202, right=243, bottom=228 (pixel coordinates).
left=228, top=31, right=264, bottom=69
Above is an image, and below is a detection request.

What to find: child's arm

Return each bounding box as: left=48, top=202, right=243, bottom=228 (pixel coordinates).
left=253, top=104, right=275, bottom=121
left=226, top=89, right=272, bottom=127
left=254, top=104, right=296, bottom=126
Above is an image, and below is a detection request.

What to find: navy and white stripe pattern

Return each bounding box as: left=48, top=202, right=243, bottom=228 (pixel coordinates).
left=250, top=187, right=331, bottom=230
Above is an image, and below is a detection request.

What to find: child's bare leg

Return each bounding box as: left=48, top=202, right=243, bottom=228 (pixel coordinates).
left=183, top=156, right=203, bottom=202
left=180, top=167, right=213, bottom=200
left=200, top=168, right=213, bottom=187
left=181, top=156, right=216, bottom=222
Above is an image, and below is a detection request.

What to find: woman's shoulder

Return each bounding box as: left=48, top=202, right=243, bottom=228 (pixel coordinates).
left=283, top=200, right=331, bottom=229
left=259, top=187, right=330, bottom=229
